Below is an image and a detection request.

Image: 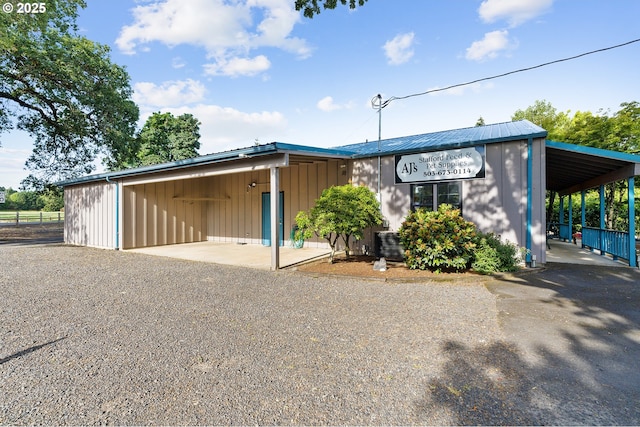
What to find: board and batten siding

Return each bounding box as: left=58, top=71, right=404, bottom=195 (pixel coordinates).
left=122, top=179, right=207, bottom=249
left=64, top=181, right=117, bottom=249
left=351, top=138, right=547, bottom=263
left=205, top=160, right=347, bottom=247
left=116, top=159, right=347, bottom=249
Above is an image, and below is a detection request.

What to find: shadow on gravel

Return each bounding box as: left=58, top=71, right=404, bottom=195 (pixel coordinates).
left=416, top=340, right=545, bottom=425
left=417, top=264, right=640, bottom=425
left=0, top=337, right=67, bottom=365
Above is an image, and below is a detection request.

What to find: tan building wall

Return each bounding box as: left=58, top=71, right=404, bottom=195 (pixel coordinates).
left=115, top=159, right=347, bottom=249
left=64, top=181, right=117, bottom=249
left=203, top=160, right=348, bottom=247
left=123, top=179, right=208, bottom=249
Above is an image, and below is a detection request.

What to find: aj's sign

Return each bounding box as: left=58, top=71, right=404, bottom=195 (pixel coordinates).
left=395, top=146, right=485, bottom=184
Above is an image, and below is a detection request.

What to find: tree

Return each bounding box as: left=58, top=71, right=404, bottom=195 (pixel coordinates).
left=511, top=99, right=569, bottom=140
left=1, top=0, right=139, bottom=189
left=295, top=0, right=368, bottom=18
left=515, top=100, right=640, bottom=231
left=295, top=184, right=383, bottom=262
left=475, top=116, right=485, bottom=127
left=132, top=112, right=201, bottom=167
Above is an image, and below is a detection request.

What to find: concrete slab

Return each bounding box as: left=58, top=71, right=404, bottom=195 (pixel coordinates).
left=127, top=241, right=331, bottom=270
left=546, top=238, right=629, bottom=267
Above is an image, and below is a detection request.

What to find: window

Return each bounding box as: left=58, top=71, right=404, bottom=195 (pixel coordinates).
left=411, top=181, right=461, bottom=212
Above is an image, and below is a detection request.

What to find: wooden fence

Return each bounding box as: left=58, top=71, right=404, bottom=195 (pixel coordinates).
left=0, top=211, right=64, bottom=225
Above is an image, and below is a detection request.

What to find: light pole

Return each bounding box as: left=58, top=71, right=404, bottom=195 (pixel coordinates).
left=371, top=94, right=384, bottom=206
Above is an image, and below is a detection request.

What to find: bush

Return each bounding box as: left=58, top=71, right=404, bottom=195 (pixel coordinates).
left=398, top=204, right=477, bottom=273
left=472, top=232, right=520, bottom=274
left=295, top=184, right=382, bottom=262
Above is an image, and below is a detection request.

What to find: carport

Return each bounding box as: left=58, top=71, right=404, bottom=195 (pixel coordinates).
left=545, top=141, right=640, bottom=267
left=60, top=143, right=353, bottom=270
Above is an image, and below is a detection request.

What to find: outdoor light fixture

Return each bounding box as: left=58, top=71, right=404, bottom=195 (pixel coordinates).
left=246, top=182, right=257, bottom=192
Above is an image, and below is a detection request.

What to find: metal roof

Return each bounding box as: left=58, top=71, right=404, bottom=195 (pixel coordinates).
left=59, top=120, right=640, bottom=194
left=335, top=119, right=547, bottom=158
left=57, top=142, right=353, bottom=186
left=546, top=140, right=640, bottom=194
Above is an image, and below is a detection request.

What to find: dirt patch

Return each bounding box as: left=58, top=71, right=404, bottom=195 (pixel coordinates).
left=296, top=253, right=487, bottom=281
left=0, top=223, right=63, bottom=241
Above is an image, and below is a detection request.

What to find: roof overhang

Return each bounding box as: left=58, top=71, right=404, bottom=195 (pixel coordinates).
left=57, top=142, right=354, bottom=187
left=546, top=140, right=640, bottom=195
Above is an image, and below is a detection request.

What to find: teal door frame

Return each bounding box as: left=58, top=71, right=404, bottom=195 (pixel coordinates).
left=262, top=191, right=284, bottom=246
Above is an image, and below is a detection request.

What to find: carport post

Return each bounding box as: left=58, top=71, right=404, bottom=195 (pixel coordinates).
left=628, top=176, right=636, bottom=268
left=270, top=167, right=280, bottom=271
left=568, top=194, right=573, bottom=242
left=600, top=185, right=606, bottom=256
left=581, top=190, right=586, bottom=248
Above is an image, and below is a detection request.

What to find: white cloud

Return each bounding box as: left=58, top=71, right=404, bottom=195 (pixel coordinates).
left=465, top=30, right=516, bottom=61
left=316, top=96, right=354, bottom=112
left=132, top=79, right=207, bottom=107
left=163, top=104, right=288, bottom=153
left=204, top=55, right=271, bottom=77
left=383, top=32, right=415, bottom=65
left=171, top=56, right=186, bottom=69
left=116, top=0, right=310, bottom=65
left=478, top=0, right=553, bottom=27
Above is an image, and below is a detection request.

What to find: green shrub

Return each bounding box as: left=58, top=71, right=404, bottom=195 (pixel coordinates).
left=398, top=204, right=478, bottom=273
left=472, top=232, right=520, bottom=274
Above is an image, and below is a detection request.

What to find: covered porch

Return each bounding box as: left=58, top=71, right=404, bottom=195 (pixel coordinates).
left=546, top=141, right=640, bottom=267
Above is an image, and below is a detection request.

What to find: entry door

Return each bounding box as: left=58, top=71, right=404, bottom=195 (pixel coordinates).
left=262, top=192, right=284, bottom=246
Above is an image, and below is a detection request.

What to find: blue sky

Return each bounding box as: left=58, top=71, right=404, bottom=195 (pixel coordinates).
left=2, top=0, right=640, bottom=189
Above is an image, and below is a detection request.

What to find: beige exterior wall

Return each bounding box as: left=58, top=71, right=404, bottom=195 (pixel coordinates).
left=204, top=160, right=347, bottom=247
left=351, top=138, right=547, bottom=262
left=113, top=159, right=347, bottom=249
left=123, top=179, right=208, bottom=249
left=64, top=181, right=117, bottom=249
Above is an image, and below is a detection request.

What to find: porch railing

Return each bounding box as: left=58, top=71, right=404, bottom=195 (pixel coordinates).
left=558, top=224, right=571, bottom=241
left=582, top=227, right=631, bottom=261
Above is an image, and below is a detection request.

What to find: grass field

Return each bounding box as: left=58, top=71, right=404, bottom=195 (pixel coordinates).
left=0, top=210, right=64, bottom=224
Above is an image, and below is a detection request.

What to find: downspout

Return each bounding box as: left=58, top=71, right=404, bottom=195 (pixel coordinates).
left=526, top=137, right=533, bottom=266
left=106, top=176, right=119, bottom=250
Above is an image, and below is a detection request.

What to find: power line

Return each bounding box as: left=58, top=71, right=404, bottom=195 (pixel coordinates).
left=374, top=38, right=640, bottom=109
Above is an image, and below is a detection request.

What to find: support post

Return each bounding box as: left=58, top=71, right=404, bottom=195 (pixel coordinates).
left=600, top=184, right=606, bottom=256
left=270, top=167, right=280, bottom=271
left=629, top=177, right=637, bottom=268
left=559, top=195, right=565, bottom=241
left=568, top=194, right=573, bottom=243
left=581, top=190, right=586, bottom=248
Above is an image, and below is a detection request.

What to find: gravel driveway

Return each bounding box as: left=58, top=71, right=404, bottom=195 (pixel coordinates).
left=1, top=244, right=639, bottom=425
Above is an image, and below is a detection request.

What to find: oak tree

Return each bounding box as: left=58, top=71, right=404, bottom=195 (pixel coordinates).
left=1, top=0, right=139, bottom=189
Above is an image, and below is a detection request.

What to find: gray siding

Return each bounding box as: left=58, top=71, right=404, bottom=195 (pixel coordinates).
left=351, top=138, right=547, bottom=262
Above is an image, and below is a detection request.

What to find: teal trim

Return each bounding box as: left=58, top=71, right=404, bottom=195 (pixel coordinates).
left=526, top=137, right=532, bottom=264
left=629, top=177, right=637, bottom=267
